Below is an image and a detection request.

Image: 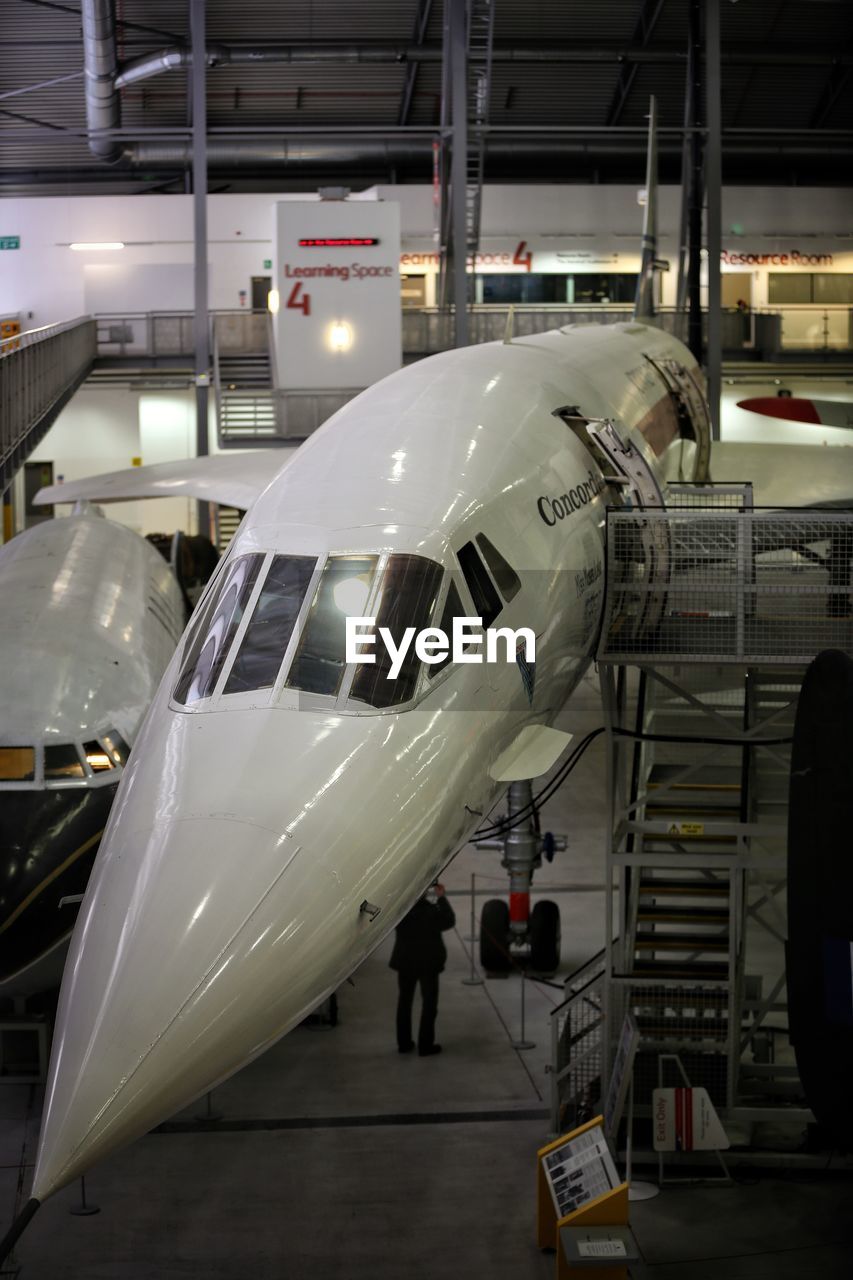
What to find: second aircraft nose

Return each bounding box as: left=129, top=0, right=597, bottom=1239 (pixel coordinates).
left=32, top=813, right=320, bottom=1200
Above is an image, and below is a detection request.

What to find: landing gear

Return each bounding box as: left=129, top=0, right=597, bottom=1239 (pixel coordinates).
left=529, top=899, right=561, bottom=974
left=480, top=899, right=511, bottom=973
left=474, top=779, right=566, bottom=975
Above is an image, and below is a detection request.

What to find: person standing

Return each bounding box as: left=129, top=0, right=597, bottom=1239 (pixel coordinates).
left=390, top=883, right=455, bottom=1057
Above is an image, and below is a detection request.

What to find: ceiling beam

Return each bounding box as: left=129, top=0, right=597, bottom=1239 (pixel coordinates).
left=605, top=0, right=666, bottom=126
left=398, top=0, right=433, bottom=125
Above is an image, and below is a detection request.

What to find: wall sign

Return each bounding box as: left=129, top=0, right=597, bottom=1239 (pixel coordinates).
left=0, top=236, right=20, bottom=250
left=298, top=237, right=380, bottom=248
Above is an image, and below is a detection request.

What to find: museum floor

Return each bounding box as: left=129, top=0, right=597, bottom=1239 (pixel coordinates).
left=2, top=672, right=851, bottom=1278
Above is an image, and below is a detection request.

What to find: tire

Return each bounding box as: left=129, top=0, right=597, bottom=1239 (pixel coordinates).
left=480, top=898, right=511, bottom=972
left=529, top=899, right=561, bottom=974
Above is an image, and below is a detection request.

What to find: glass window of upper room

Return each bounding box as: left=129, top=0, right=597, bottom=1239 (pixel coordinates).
left=286, top=556, right=379, bottom=698
left=349, top=554, right=444, bottom=709
left=224, top=555, right=318, bottom=695
left=173, top=553, right=265, bottom=706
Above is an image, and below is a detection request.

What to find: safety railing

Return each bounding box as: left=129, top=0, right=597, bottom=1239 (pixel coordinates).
left=0, top=316, right=96, bottom=494
left=549, top=950, right=607, bottom=1135
left=598, top=508, right=853, bottom=667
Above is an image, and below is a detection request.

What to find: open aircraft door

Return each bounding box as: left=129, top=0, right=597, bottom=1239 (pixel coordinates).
left=645, top=354, right=712, bottom=482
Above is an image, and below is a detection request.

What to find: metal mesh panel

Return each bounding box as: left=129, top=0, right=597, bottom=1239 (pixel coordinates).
left=550, top=958, right=605, bottom=1132
left=599, top=509, right=853, bottom=665
left=627, top=983, right=730, bottom=1108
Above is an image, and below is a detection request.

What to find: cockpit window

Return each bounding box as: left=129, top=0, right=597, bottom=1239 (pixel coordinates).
left=102, top=730, right=131, bottom=766
left=44, top=744, right=86, bottom=779
left=224, top=555, right=317, bottom=695
left=286, top=556, right=378, bottom=697
left=84, top=741, right=114, bottom=772
left=173, top=553, right=264, bottom=705
left=457, top=540, right=502, bottom=627
left=475, top=534, right=521, bottom=602
left=0, top=747, right=35, bottom=782
left=427, top=581, right=465, bottom=680
left=350, top=555, right=443, bottom=709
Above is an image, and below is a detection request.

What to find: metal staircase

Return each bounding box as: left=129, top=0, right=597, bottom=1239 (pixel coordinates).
left=551, top=500, right=853, bottom=1141
left=213, top=313, right=281, bottom=444
left=465, top=0, right=495, bottom=260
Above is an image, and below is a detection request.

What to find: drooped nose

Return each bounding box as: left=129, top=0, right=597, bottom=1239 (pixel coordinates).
left=32, top=812, right=333, bottom=1200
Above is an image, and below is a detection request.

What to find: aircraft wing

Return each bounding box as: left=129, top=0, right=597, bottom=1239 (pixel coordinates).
left=34, top=447, right=299, bottom=512
left=709, top=441, right=853, bottom=508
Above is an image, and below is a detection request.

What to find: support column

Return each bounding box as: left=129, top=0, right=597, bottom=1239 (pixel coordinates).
left=687, top=0, right=703, bottom=363
left=191, top=0, right=210, bottom=535
left=705, top=0, right=722, bottom=441
left=449, top=0, right=468, bottom=348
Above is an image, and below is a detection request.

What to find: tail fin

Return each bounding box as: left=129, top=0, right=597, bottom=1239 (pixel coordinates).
left=634, top=95, right=664, bottom=320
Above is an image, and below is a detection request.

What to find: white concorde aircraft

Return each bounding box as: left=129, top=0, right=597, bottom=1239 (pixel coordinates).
left=0, top=317, right=845, bottom=1254
left=0, top=509, right=186, bottom=997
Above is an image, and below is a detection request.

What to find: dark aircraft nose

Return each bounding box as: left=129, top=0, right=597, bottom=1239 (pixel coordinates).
left=0, top=785, right=116, bottom=984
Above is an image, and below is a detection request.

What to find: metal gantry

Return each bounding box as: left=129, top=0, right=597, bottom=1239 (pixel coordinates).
left=551, top=498, right=853, bottom=1148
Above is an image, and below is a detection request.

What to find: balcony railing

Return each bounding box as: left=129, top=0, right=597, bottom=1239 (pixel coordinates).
left=0, top=317, right=96, bottom=494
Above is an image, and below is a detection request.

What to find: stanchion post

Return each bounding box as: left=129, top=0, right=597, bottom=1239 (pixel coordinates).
left=511, top=970, right=535, bottom=1050
left=462, top=872, right=483, bottom=986
left=69, top=1175, right=100, bottom=1217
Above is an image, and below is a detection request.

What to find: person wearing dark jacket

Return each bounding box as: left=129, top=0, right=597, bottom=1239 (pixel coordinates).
left=390, top=884, right=456, bottom=1056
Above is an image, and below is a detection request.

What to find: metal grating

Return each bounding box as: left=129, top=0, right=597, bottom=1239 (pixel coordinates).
left=549, top=953, right=606, bottom=1134
left=598, top=509, right=853, bottom=666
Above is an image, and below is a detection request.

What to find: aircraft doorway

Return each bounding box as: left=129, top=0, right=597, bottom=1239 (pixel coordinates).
left=251, top=276, right=272, bottom=310
left=24, top=460, right=53, bottom=527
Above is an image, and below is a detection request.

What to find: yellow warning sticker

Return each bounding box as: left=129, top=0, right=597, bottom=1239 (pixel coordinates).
left=667, top=822, right=705, bottom=837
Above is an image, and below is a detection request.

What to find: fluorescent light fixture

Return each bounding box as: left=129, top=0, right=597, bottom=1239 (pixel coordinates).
left=68, top=241, right=125, bottom=251
left=267, top=288, right=280, bottom=314
left=328, top=320, right=353, bottom=353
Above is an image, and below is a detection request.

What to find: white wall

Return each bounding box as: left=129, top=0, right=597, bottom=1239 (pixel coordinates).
left=2, top=186, right=851, bottom=329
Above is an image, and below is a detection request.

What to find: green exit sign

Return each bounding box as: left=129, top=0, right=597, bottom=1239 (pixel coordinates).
left=0, top=236, right=20, bottom=250
left=263, top=258, right=272, bottom=270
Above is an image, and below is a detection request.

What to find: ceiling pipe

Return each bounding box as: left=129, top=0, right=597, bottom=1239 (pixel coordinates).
left=125, top=137, right=849, bottom=169
left=81, top=0, right=122, bottom=163
left=113, top=43, right=853, bottom=90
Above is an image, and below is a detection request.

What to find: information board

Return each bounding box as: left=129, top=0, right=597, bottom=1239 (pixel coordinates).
left=542, top=1120, right=621, bottom=1220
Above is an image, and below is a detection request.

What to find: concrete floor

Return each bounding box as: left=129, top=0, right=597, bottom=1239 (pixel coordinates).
left=2, top=671, right=851, bottom=1277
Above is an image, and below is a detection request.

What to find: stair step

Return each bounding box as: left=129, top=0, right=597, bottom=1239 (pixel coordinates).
left=637, top=906, right=729, bottom=924
left=635, top=932, right=729, bottom=952
left=629, top=960, right=729, bottom=980
left=648, top=765, right=742, bottom=791
left=638, top=878, right=729, bottom=897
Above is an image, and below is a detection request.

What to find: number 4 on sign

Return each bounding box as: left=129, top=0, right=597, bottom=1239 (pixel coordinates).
left=513, top=240, right=533, bottom=272
left=286, top=282, right=311, bottom=316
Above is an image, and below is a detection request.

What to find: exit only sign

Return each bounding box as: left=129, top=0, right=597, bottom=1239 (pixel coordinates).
left=0, top=236, right=20, bottom=250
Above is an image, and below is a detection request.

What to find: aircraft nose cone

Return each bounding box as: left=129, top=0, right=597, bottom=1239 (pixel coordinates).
left=32, top=815, right=312, bottom=1200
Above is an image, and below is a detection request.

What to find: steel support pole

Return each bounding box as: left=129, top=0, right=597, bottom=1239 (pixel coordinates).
left=687, top=0, right=703, bottom=363
left=705, top=0, right=722, bottom=441
left=191, top=0, right=211, bottom=536
left=449, top=0, right=468, bottom=348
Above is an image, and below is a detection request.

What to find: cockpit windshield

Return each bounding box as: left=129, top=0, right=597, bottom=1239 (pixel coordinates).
left=225, top=555, right=317, bottom=695
left=286, top=556, right=378, bottom=697
left=349, top=554, right=443, bottom=708
left=174, top=554, right=263, bottom=705
left=172, top=550, right=449, bottom=712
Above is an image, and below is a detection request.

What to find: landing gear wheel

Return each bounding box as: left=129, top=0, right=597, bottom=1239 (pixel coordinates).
left=529, top=900, right=561, bottom=974
left=480, top=899, right=511, bottom=973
